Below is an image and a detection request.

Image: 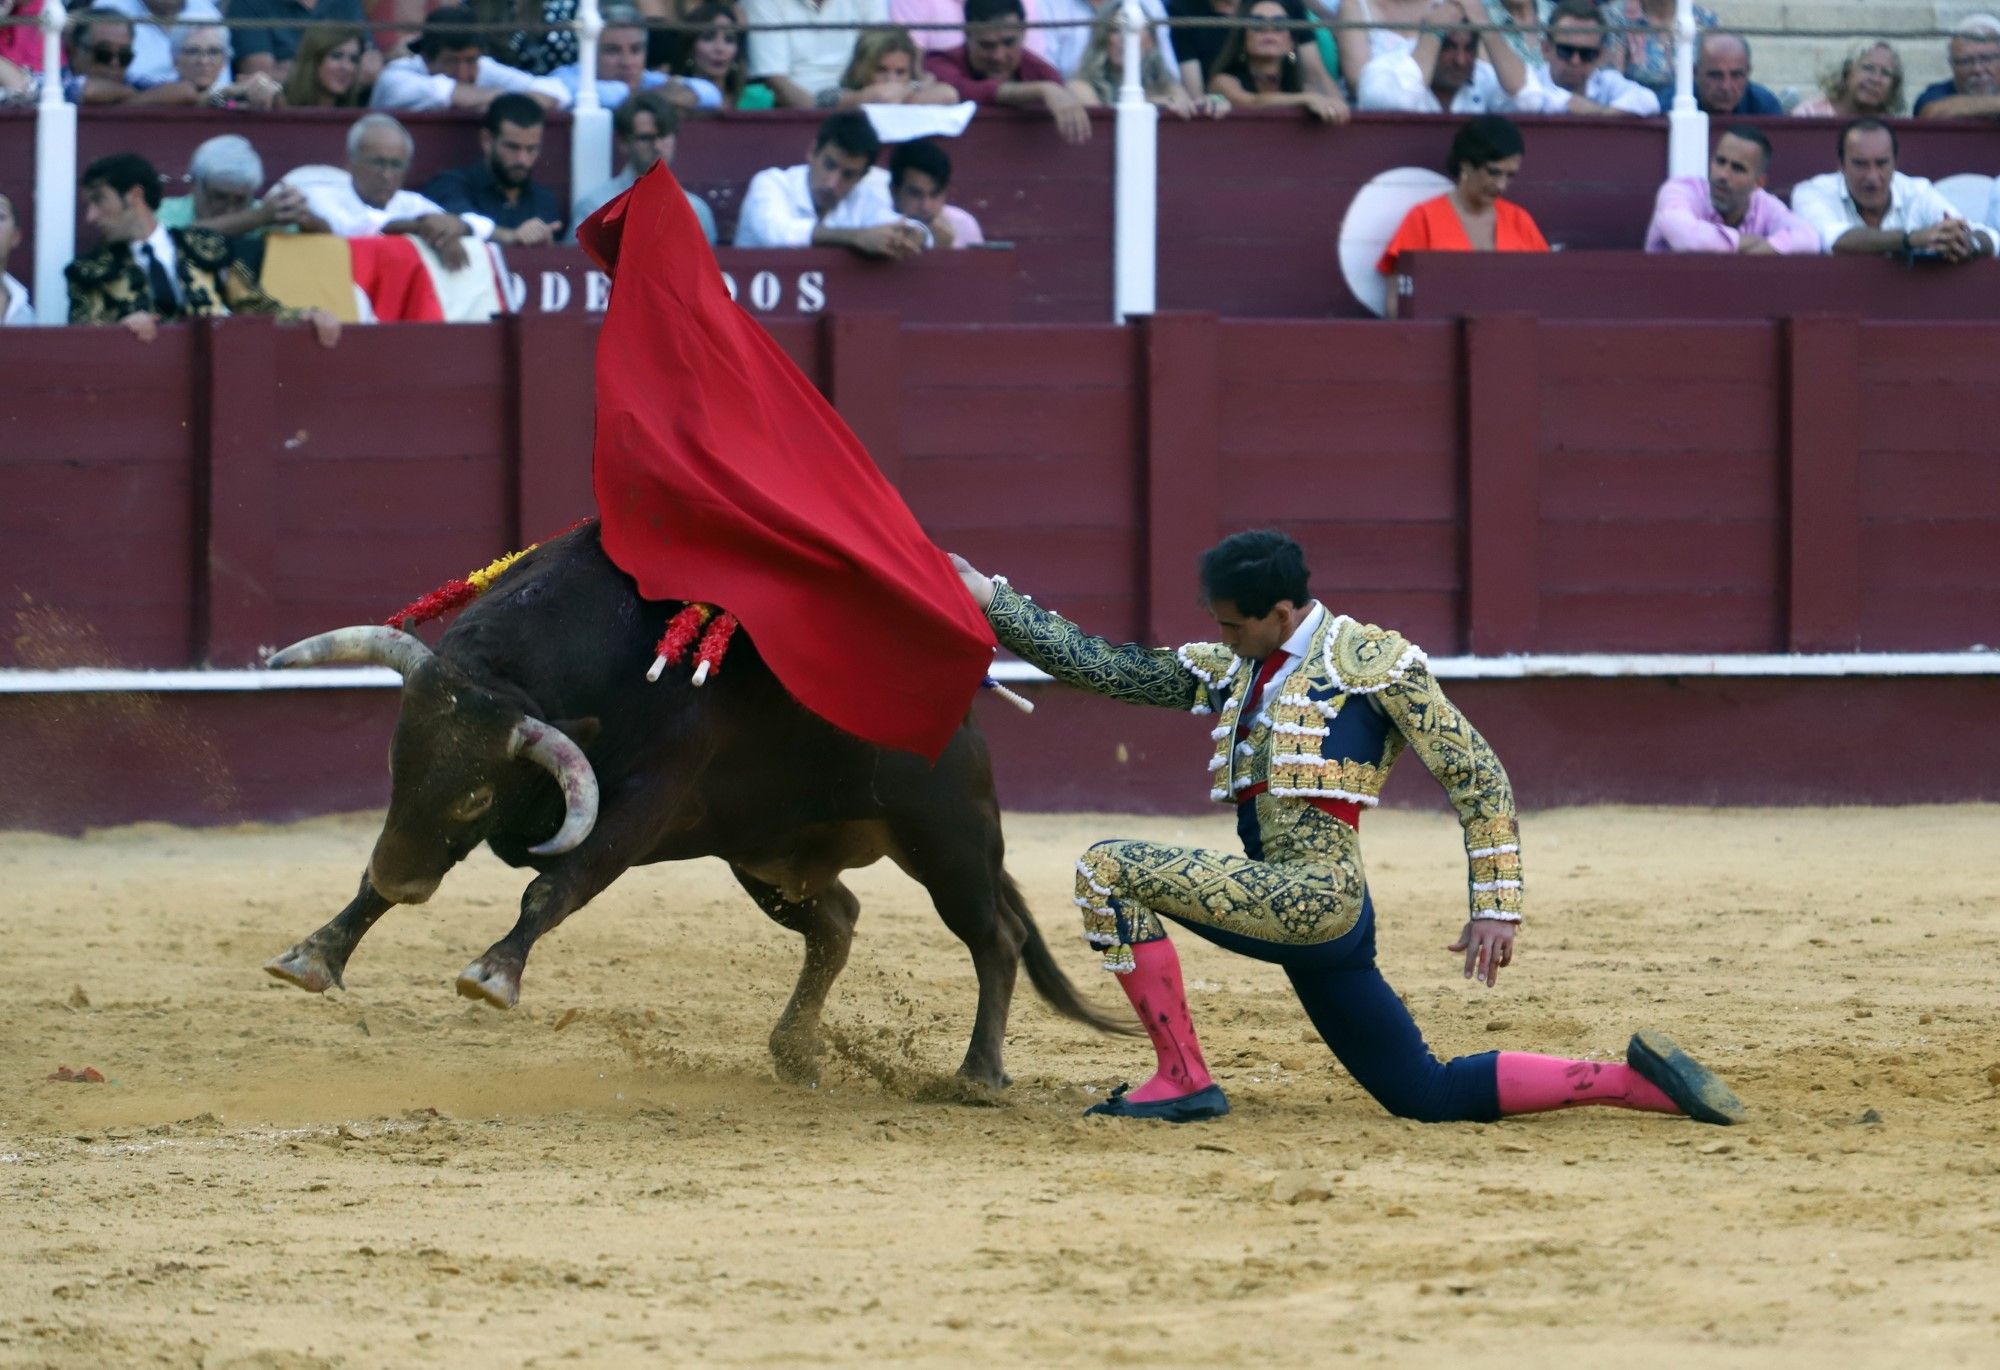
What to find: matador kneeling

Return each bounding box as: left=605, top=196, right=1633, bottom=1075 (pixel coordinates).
left=952, top=531, right=1743, bottom=1125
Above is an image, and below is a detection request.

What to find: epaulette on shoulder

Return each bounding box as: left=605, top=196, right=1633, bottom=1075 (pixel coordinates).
left=1324, top=616, right=1426, bottom=695
left=177, top=227, right=232, bottom=270
left=1175, top=642, right=1240, bottom=714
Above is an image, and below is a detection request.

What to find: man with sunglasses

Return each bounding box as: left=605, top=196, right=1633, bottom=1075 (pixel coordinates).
left=101, top=0, right=222, bottom=88
left=1533, top=0, right=1658, bottom=116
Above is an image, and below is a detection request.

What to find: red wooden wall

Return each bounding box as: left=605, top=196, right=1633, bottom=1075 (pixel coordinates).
left=6, top=310, right=1997, bottom=675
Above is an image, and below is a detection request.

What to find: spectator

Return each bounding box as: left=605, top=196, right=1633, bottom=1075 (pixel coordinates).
left=228, top=0, right=370, bottom=81
left=1790, top=117, right=1997, bottom=261
left=925, top=0, right=1090, bottom=143
left=1208, top=0, right=1347, bottom=120
left=1644, top=125, right=1817, bottom=255
left=733, top=109, right=928, bottom=256
left=372, top=5, right=568, bottom=112
left=837, top=25, right=959, bottom=105
left=1536, top=0, right=1657, bottom=115
left=291, top=113, right=487, bottom=270
left=549, top=4, right=705, bottom=108
left=0, top=0, right=59, bottom=81
left=0, top=191, right=29, bottom=324
left=1354, top=0, right=1542, bottom=116
left=572, top=90, right=719, bottom=242
left=1792, top=39, right=1903, bottom=118
left=1601, top=0, right=1713, bottom=106
left=888, top=137, right=983, bottom=246
left=59, top=10, right=164, bottom=104
left=65, top=152, right=339, bottom=344
left=422, top=93, right=566, bottom=247
left=1693, top=31, right=1780, bottom=117
left=279, top=24, right=369, bottom=106
left=745, top=0, right=888, bottom=108
left=1068, top=1, right=1224, bottom=117
left=1028, top=0, right=1174, bottom=79
left=506, top=0, right=582, bottom=76
left=893, top=0, right=963, bottom=54
left=158, top=134, right=314, bottom=240
left=1196, top=0, right=1339, bottom=104
left=169, top=24, right=283, bottom=107
left=100, top=0, right=218, bottom=88
left=674, top=2, right=778, bottom=109
left=1913, top=14, right=2000, bottom=119
left=1376, top=114, right=1548, bottom=316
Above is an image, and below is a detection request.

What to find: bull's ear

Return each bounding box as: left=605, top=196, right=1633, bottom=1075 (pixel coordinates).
left=549, top=716, right=602, bottom=750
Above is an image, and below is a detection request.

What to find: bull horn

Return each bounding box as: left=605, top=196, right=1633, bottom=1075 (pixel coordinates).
left=510, top=717, right=600, bottom=856
left=267, top=626, right=434, bottom=677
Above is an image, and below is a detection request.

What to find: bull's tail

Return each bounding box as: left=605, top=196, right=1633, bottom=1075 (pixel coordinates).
left=998, top=870, right=1139, bottom=1037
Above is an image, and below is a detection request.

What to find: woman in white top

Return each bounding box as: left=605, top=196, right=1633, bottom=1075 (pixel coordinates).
left=1336, top=0, right=1432, bottom=91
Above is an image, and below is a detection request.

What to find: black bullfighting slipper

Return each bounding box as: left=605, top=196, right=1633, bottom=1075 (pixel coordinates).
left=1627, top=1030, right=1746, bottom=1126
left=1083, top=1082, right=1231, bottom=1123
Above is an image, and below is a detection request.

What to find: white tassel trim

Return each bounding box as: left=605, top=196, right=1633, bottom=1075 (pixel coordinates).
left=1072, top=863, right=1114, bottom=897
left=1235, top=741, right=1255, bottom=756
left=1468, top=844, right=1521, bottom=858
left=1265, top=786, right=1382, bottom=805
left=1209, top=724, right=1233, bottom=740
left=1175, top=647, right=1242, bottom=688
left=1190, top=703, right=1212, bottom=716
left=1320, top=615, right=1429, bottom=695
left=1471, top=880, right=1524, bottom=892
left=1470, top=910, right=1523, bottom=924
left=1269, top=722, right=1329, bottom=737
left=1207, top=755, right=1227, bottom=772
left=1208, top=786, right=1229, bottom=801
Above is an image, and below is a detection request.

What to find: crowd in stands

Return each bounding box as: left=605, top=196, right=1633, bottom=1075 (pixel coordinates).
left=3, top=0, right=1998, bottom=328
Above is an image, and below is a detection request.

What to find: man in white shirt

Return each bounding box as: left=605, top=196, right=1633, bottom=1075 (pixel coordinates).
left=102, top=0, right=223, bottom=87
left=548, top=5, right=711, bottom=109
left=370, top=4, right=568, bottom=113
left=1356, top=1, right=1550, bottom=115
left=1535, top=0, right=1660, bottom=116
left=1790, top=118, right=1998, bottom=262
left=744, top=0, right=889, bottom=108
left=734, top=110, right=927, bottom=257
left=291, top=114, right=490, bottom=270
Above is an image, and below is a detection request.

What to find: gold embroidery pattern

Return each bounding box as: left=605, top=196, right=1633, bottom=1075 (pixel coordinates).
left=1071, top=823, right=1366, bottom=973
left=1326, top=618, right=1425, bottom=694
left=1373, top=661, right=1524, bottom=921
left=987, top=583, right=1203, bottom=712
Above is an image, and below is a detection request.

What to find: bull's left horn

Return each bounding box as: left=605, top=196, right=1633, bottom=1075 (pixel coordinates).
left=267, top=626, right=434, bottom=677
left=511, top=717, right=600, bottom=856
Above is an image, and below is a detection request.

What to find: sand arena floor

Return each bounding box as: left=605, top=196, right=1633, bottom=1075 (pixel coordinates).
left=2, top=806, right=1997, bottom=1368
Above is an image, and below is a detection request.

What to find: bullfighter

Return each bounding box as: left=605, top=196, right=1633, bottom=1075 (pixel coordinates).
left=952, top=530, right=1744, bottom=1125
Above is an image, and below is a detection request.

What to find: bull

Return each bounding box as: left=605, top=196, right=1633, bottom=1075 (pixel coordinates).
left=261, top=522, right=1121, bottom=1088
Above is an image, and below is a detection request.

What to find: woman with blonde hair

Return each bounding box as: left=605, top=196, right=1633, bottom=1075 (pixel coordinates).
left=280, top=25, right=370, bottom=107
left=1791, top=39, right=1903, bottom=117
left=1068, top=3, right=1226, bottom=117
left=837, top=25, right=958, bottom=104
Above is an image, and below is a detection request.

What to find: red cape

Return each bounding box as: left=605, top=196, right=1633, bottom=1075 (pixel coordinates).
left=577, top=165, right=995, bottom=760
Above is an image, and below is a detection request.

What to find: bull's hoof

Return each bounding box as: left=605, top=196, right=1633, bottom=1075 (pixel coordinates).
left=265, top=945, right=343, bottom=994
left=769, top=1030, right=826, bottom=1087
left=455, top=960, right=521, bottom=1009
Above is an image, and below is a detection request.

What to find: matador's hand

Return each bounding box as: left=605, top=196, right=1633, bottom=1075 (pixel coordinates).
left=948, top=553, right=997, bottom=611
left=1447, top=920, right=1515, bottom=988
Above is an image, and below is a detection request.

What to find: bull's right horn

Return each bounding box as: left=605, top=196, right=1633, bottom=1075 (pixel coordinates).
left=510, top=717, right=601, bottom=856
left=266, top=626, right=434, bottom=677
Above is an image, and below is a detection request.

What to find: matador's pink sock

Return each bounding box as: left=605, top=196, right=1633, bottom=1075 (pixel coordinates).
left=1495, top=1052, right=1681, bottom=1116
left=1117, top=937, right=1215, bottom=1103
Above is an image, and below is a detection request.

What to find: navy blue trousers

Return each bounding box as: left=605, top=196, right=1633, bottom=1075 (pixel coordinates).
left=1154, top=894, right=1501, bottom=1123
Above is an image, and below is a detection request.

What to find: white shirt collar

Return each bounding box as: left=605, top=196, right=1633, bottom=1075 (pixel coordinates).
left=130, top=219, right=175, bottom=266
left=1277, top=601, right=1326, bottom=661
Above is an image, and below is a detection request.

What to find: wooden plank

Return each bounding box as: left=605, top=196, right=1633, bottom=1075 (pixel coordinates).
left=1859, top=451, right=2000, bottom=521
left=1542, top=450, right=1783, bottom=521
left=1464, top=314, right=1537, bottom=655
left=510, top=313, right=598, bottom=543
left=822, top=314, right=902, bottom=488
left=1139, top=314, right=1220, bottom=646
left=902, top=389, right=1137, bottom=459
left=1538, top=521, right=1781, bottom=592
left=1786, top=316, right=1861, bottom=652
left=199, top=317, right=279, bottom=667
left=900, top=326, right=1132, bottom=388
left=1218, top=459, right=1460, bottom=521
left=1857, top=588, right=2000, bottom=650
left=1538, top=591, right=1779, bottom=652
left=1218, top=320, right=1457, bottom=386
left=1288, top=523, right=1463, bottom=589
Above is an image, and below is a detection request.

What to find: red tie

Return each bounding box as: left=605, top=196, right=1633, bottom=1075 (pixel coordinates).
left=1237, top=652, right=1287, bottom=741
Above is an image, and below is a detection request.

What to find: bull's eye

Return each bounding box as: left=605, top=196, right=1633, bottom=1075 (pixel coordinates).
left=447, top=787, right=495, bottom=822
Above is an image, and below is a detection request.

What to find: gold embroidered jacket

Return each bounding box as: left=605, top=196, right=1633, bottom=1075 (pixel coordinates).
left=65, top=228, right=290, bottom=325
left=988, top=582, right=1524, bottom=923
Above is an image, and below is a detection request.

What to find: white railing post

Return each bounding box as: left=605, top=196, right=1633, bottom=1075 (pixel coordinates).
left=34, top=0, right=78, bottom=324
left=1111, top=0, right=1157, bottom=323
left=1665, top=0, right=1707, bottom=178
left=571, top=0, right=614, bottom=206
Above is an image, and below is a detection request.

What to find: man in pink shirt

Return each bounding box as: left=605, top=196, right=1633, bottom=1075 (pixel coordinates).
left=924, top=0, right=1090, bottom=142
left=1645, top=125, right=1821, bottom=255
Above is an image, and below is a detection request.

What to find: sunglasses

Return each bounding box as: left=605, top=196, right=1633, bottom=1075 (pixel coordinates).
left=1552, top=42, right=1602, bottom=61
left=92, top=43, right=136, bottom=65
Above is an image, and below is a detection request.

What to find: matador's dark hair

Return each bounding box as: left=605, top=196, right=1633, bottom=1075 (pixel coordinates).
left=1199, top=530, right=1310, bottom=619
